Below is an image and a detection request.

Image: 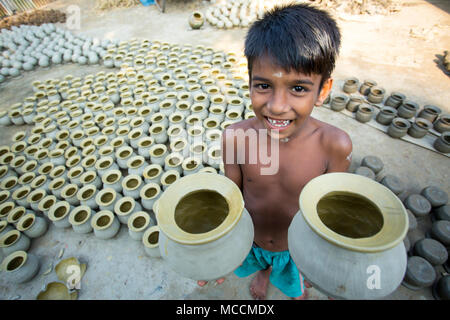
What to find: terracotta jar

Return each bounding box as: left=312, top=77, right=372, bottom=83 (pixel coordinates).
left=355, top=104, right=375, bottom=123
left=397, top=101, right=419, bottom=119
left=384, top=92, right=405, bottom=109
left=342, top=77, right=359, bottom=94
left=433, top=132, right=450, bottom=153
left=154, top=173, right=254, bottom=281
left=433, top=114, right=450, bottom=133
left=376, top=106, right=397, bottom=125
left=288, top=173, right=408, bottom=299
left=388, top=118, right=411, bottom=139
left=367, top=86, right=385, bottom=104
left=408, top=118, right=432, bottom=139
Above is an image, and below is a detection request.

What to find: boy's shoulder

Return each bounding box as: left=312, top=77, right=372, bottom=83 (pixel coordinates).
left=311, top=117, right=352, bottom=159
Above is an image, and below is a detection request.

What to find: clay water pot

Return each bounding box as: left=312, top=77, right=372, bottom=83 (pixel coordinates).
left=114, top=196, right=142, bottom=225
left=37, top=195, right=57, bottom=217
left=408, top=118, right=432, bottom=139
left=0, top=230, right=31, bottom=256
left=384, top=92, right=406, bottom=108
left=17, top=213, right=48, bottom=238
left=0, top=251, right=40, bottom=284
left=433, top=114, right=450, bottom=133
left=367, top=86, right=385, bottom=104
left=342, top=77, right=359, bottom=94
left=330, top=95, right=347, bottom=111
left=128, top=211, right=154, bottom=241
left=387, top=118, right=411, bottom=139
left=154, top=173, right=254, bottom=281
left=397, top=101, right=419, bottom=119
left=91, top=210, right=120, bottom=240
left=417, top=105, right=441, bottom=123
left=48, top=201, right=72, bottom=228
left=142, top=226, right=161, bottom=258
left=69, top=205, right=94, bottom=234
left=346, top=96, right=364, bottom=113
left=95, top=188, right=120, bottom=212
left=288, top=172, right=408, bottom=299
left=376, top=106, right=397, bottom=125
left=433, top=132, right=450, bottom=153
left=189, top=12, right=205, bottom=29
left=359, top=79, right=377, bottom=95
left=143, top=164, right=164, bottom=185
left=101, top=170, right=123, bottom=194
left=355, top=104, right=374, bottom=123
left=140, top=183, right=161, bottom=211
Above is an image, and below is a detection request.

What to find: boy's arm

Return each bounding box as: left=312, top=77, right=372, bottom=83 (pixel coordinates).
left=221, top=127, right=243, bottom=190
left=325, top=129, right=353, bottom=173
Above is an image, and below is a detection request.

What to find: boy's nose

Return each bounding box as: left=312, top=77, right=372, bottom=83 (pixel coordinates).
left=267, top=90, right=289, bottom=115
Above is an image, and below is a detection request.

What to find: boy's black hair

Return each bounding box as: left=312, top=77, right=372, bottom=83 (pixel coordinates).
left=245, top=3, right=341, bottom=89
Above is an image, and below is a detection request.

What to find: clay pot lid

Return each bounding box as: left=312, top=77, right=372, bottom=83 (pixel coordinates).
left=405, top=194, right=432, bottom=217
left=299, top=172, right=408, bottom=253
left=155, top=173, right=244, bottom=245
left=404, top=256, right=436, bottom=288
left=430, top=220, right=450, bottom=246
left=414, top=238, right=448, bottom=265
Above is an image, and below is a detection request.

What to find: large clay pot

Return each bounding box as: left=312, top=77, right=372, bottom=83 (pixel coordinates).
left=0, top=250, right=40, bottom=284
left=154, top=173, right=254, bottom=281
left=288, top=173, right=408, bottom=299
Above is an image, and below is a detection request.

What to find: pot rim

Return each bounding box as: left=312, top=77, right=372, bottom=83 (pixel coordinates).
left=1, top=250, right=27, bottom=272
left=69, top=205, right=91, bottom=226
left=48, top=201, right=71, bottom=221
left=91, top=210, right=115, bottom=230
left=298, top=172, right=408, bottom=253
left=16, top=213, right=36, bottom=231
left=155, top=172, right=244, bottom=245
left=114, top=197, right=136, bottom=216
left=0, top=229, right=21, bottom=248
left=140, top=183, right=161, bottom=200
left=95, top=188, right=117, bottom=206
left=128, top=211, right=151, bottom=232
left=142, top=225, right=160, bottom=248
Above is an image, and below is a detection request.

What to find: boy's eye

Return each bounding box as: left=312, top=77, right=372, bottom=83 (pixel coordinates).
left=292, top=86, right=306, bottom=93
left=255, top=83, right=269, bottom=90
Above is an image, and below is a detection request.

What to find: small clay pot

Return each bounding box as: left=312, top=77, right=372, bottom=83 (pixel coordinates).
left=128, top=211, right=153, bottom=241
left=430, top=220, right=450, bottom=246
left=91, top=210, right=120, bottom=240
left=189, top=12, right=205, bottom=30
left=367, top=86, right=385, bottom=104
left=402, top=256, right=436, bottom=290
left=408, top=118, right=432, bottom=139
left=384, top=92, right=406, bottom=108
left=17, top=213, right=48, bottom=238
left=355, top=104, right=374, bottom=123
left=0, top=230, right=30, bottom=256
left=0, top=250, right=40, bottom=284
left=421, top=186, right=448, bottom=208
left=387, top=118, right=411, bottom=139
left=359, top=79, right=377, bottom=95
left=414, top=238, right=448, bottom=266
left=404, top=194, right=432, bottom=217
left=342, top=77, right=359, bottom=94
left=346, top=96, right=364, bottom=113
left=433, top=132, right=450, bottom=154
left=418, top=105, right=442, bottom=123
left=114, top=197, right=142, bottom=225
left=48, top=201, right=72, bottom=229
left=397, top=101, right=419, bottom=119
left=330, top=95, right=347, bottom=111
left=69, top=206, right=93, bottom=234
left=433, top=114, right=450, bottom=133
left=142, top=226, right=161, bottom=258
left=380, top=175, right=405, bottom=195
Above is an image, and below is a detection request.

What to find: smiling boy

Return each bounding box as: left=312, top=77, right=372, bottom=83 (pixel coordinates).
left=218, top=4, right=353, bottom=300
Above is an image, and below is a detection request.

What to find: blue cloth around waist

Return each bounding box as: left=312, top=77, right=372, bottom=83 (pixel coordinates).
left=234, top=244, right=304, bottom=298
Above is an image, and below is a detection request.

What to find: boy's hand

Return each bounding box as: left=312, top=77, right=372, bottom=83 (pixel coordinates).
left=197, top=278, right=225, bottom=287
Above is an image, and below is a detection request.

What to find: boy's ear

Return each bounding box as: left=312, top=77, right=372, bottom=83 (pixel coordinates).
left=315, top=78, right=333, bottom=107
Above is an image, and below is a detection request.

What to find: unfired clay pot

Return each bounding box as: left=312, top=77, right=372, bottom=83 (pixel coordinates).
left=288, top=173, right=408, bottom=299
left=154, top=173, right=254, bottom=281
left=0, top=250, right=40, bottom=284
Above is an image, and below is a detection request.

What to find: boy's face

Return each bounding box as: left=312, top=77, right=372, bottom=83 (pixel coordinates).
left=249, top=56, right=332, bottom=140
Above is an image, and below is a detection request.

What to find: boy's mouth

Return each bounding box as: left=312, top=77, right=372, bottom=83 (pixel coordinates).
left=265, top=117, right=292, bottom=130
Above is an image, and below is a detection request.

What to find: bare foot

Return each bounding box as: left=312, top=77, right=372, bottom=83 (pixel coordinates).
left=197, top=278, right=225, bottom=287
left=250, top=267, right=272, bottom=300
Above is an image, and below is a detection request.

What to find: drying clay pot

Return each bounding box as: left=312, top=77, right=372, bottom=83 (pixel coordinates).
left=288, top=172, right=408, bottom=299
left=404, top=194, right=432, bottom=217
left=421, top=186, right=448, bottom=208
left=430, top=220, right=450, bottom=246
left=16, top=213, right=48, bottom=238
left=387, top=118, right=411, bottom=139
left=140, top=183, right=161, bottom=211
left=0, top=230, right=30, bottom=256
left=408, top=118, right=432, bottom=139
left=384, top=92, right=405, bottom=108
left=342, top=77, right=359, bottom=94
left=189, top=12, right=205, bottom=30
left=356, top=103, right=375, bottom=123
left=48, top=201, right=72, bottom=228
left=397, top=101, right=419, bottom=119
left=91, top=210, right=120, bottom=240
left=381, top=175, right=405, bottom=196
left=154, top=173, right=254, bottom=281
left=413, top=238, right=448, bottom=266
left=69, top=206, right=94, bottom=234
left=433, top=132, right=450, bottom=154
left=330, top=95, right=347, bottom=112
left=359, top=79, right=377, bottom=95
left=346, top=96, right=364, bottom=113
left=142, top=226, right=161, bottom=258
left=367, top=86, right=385, bottom=104
left=402, top=256, right=436, bottom=290
left=0, top=250, right=40, bottom=284
left=128, top=211, right=154, bottom=241
left=0, top=221, right=13, bottom=238
left=114, top=196, right=142, bottom=225
left=433, top=114, right=450, bottom=133
left=418, top=105, right=441, bottom=123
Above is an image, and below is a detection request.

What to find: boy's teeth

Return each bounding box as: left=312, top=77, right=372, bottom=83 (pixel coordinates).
left=267, top=117, right=291, bottom=127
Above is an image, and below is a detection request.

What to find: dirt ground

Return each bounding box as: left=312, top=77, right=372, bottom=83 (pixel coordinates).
left=0, top=0, right=449, bottom=300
